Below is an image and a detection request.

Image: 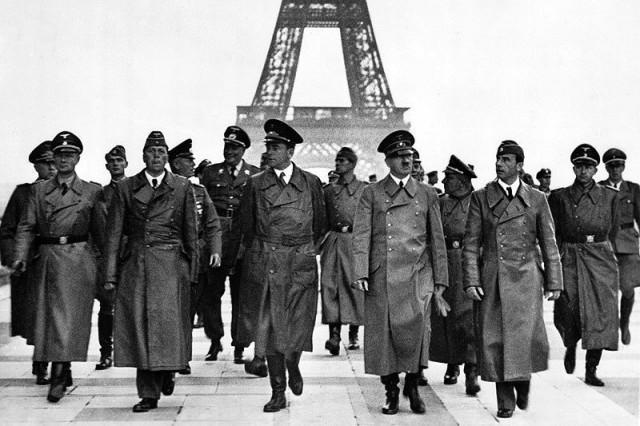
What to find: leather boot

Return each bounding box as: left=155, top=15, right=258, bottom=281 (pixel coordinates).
left=585, top=349, right=604, bottom=386
left=34, top=362, right=50, bottom=385
left=404, top=373, right=426, bottom=414
left=286, top=352, right=303, bottom=395
left=564, top=345, right=576, bottom=374
left=620, top=295, right=634, bottom=345
left=417, top=366, right=428, bottom=386
left=348, top=325, right=360, bottom=350
left=63, top=362, right=73, bottom=387
left=47, top=362, right=66, bottom=403
left=381, top=374, right=400, bottom=415
left=233, top=346, right=244, bottom=364
left=264, top=353, right=287, bottom=412
left=325, top=324, right=341, bottom=356
left=464, top=363, right=481, bottom=395
left=443, top=363, right=460, bottom=385
left=96, top=314, right=113, bottom=370
left=245, top=355, right=268, bottom=377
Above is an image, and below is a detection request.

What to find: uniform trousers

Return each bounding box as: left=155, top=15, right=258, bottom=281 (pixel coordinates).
left=136, top=369, right=170, bottom=399
left=190, top=271, right=208, bottom=324
left=203, top=266, right=243, bottom=347
left=496, top=380, right=529, bottom=411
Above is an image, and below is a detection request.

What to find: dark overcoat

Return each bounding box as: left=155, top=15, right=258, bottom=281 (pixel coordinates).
left=105, top=170, right=198, bottom=370
left=352, top=175, right=448, bottom=376
left=14, top=176, right=104, bottom=361
left=462, top=180, right=563, bottom=382
left=236, top=165, right=327, bottom=356
left=320, top=176, right=367, bottom=325
left=549, top=181, right=619, bottom=350
left=430, top=192, right=476, bottom=365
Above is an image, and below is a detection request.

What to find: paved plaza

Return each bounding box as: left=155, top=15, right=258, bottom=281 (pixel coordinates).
left=0, top=283, right=637, bottom=425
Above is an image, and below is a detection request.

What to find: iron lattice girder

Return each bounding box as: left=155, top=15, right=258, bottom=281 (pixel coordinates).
left=252, top=0, right=396, bottom=112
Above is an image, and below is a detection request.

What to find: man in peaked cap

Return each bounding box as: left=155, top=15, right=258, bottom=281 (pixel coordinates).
left=321, top=147, right=367, bottom=357
left=535, top=168, right=552, bottom=195
left=104, top=131, right=199, bottom=412
left=427, top=170, right=443, bottom=194
left=0, top=140, right=56, bottom=386
left=352, top=130, right=449, bottom=415
left=94, top=145, right=129, bottom=372
left=463, top=140, right=562, bottom=418
left=233, top=119, right=327, bottom=412
left=411, top=148, right=424, bottom=182
left=549, top=143, right=619, bottom=388
left=168, top=139, right=222, bottom=374
left=429, top=155, right=482, bottom=396
left=13, top=131, right=105, bottom=403
left=201, top=125, right=262, bottom=370
left=598, top=148, right=640, bottom=345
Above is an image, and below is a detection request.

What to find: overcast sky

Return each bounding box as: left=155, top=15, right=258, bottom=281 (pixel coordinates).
left=1, top=0, right=639, bottom=195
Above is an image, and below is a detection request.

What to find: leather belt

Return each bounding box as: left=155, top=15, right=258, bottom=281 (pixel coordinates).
left=37, top=235, right=88, bottom=245
left=446, top=238, right=463, bottom=249
left=216, top=207, right=235, bottom=218
left=256, top=235, right=313, bottom=247
left=620, top=223, right=635, bottom=230
left=563, top=234, right=607, bottom=244
left=332, top=225, right=353, bottom=233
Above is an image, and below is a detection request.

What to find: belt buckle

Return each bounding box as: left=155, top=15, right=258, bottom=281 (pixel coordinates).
left=341, top=226, right=349, bottom=233
left=226, top=208, right=233, bottom=218
left=586, top=235, right=595, bottom=243
left=452, top=240, right=460, bottom=249
left=59, top=236, right=68, bottom=245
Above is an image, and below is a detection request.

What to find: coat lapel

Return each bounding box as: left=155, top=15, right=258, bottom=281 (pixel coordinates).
left=132, top=171, right=154, bottom=206
left=151, top=171, right=175, bottom=202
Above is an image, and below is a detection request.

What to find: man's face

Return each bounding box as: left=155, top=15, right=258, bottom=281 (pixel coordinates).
left=105, top=155, right=128, bottom=179
left=495, top=154, right=522, bottom=183
left=385, top=152, right=413, bottom=179
left=223, top=143, right=245, bottom=167
left=411, top=161, right=421, bottom=178
left=265, top=142, right=294, bottom=170
left=143, top=146, right=168, bottom=174
left=172, top=157, right=196, bottom=178
left=53, top=152, right=79, bottom=175
left=538, top=176, right=551, bottom=188
left=443, top=172, right=465, bottom=195
left=428, top=174, right=438, bottom=185
left=605, top=161, right=625, bottom=183
left=573, top=163, right=597, bottom=185
left=34, top=160, right=57, bottom=180
left=334, top=156, right=355, bottom=176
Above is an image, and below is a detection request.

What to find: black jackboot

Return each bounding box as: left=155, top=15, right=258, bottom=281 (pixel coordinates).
left=47, top=362, right=67, bottom=403
left=96, top=314, right=113, bottom=370
left=33, top=361, right=50, bottom=385
left=325, top=324, right=341, bottom=355
left=404, top=373, right=426, bottom=414
left=564, top=345, right=576, bottom=374
left=585, top=349, right=604, bottom=386
left=348, top=325, right=360, bottom=350
left=620, top=295, right=634, bottom=345
left=245, top=355, right=268, bottom=377
left=444, top=363, right=460, bottom=385
left=286, top=352, right=303, bottom=395
left=464, top=363, right=481, bottom=395
left=381, top=374, right=400, bottom=415
left=264, top=353, right=287, bottom=412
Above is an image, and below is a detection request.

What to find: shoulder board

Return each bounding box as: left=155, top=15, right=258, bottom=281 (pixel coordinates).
left=89, top=181, right=102, bottom=187
left=192, top=182, right=204, bottom=188
left=603, top=184, right=619, bottom=192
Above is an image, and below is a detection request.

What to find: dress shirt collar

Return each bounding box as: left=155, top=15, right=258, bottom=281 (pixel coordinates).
left=145, top=170, right=166, bottom=187
left=497, top=178, right=520, bottom=197
left=389, top=174, right=410, bottom=188
left=273, top=162, right=294, bottom=184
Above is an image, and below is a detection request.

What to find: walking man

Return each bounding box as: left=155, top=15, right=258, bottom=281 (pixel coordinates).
left=104, top=131, right=199, bottom=412
left=321, top=147, right=367, bottom=355
left=599, top=148, right=640, bottom=345
left=0, top=141, right=56, bottom=385
left=13, top=131, right=105, bottom=403
left=429, top=155, right=480, bottom=395
left=549, top=144, right=620, bottom=386
left=463, top=140, right=563, bottom=418
left=235, top=119, right=327, bottom=412
left=352, top=130, right=449, bottom=415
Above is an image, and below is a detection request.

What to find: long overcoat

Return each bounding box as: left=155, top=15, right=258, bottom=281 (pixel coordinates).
left=14, top=176, right=104, bottom=361
left=105, top=170, right=198, bottom=370
left=429, top=192, right=475, bottom=365
left=353, top=175, right=448, bottom=376
left=549, top=181, right=619, bottom=350
left=462, top=180, right=563, bottom=382
left=320, top=176, right=367, bottom=325
left=236, top=165, right=327, bottom=356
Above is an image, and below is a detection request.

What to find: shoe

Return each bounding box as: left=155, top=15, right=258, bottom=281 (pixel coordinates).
left=444, top=364, right=460, bottom=385
left=95, top=355, right=112, bottom=370
left=382, top=389, right=399, bottom=415
left=564, top=346, right=576, bottom=374
left=205, top=341, right=223, bottom=361
left=47, top=362, right=66, bottom=403
left=233, top=347, right=244, bottom=364
left=132, top=398, right=158, bottom=412
left=325, top=324, right=341, bottom=356
left=263, top=391, right=287, bottom=412
left=497, top=409, right=513, bottom=418
left=178, top=363, right=191, bottom=375
left=585, top=368, right=604, bottom=386
left=245, top=356, right=268, bottom=377
left=161, top=372, right=175, bottom=395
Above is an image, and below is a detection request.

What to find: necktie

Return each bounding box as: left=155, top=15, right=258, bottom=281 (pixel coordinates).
left=279, top=172, right=286, bottom=187
left=61, top=183, right=68, bottom=196
left=230, top=166, right=236, bottom=179
left=399, top=181, right=404, bottom=189
left=152, top=178, right=158, bottom=189
left=507, top=187, right=513, bottom=200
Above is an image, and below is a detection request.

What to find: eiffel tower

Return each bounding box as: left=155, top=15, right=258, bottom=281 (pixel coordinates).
left=236, top=0, right=410, bottom=179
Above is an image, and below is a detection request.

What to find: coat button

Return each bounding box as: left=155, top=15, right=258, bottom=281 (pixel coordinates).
left=388, top=248, right=392, bottom=251
left=272, top=247, right=276, bottom=251
left=269, top=269, right=274, bottom=274
left=387, top=223, right=391, bottom=227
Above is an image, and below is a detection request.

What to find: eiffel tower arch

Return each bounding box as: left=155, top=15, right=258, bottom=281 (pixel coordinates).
left=236, top=0, right=410, bottom=180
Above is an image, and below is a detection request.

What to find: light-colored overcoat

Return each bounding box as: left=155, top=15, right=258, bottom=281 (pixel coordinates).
left=353, top=175, right=448, bottom=376
left=105, top=170, right=198, bottom=370
left=463, top=180, right=563, bottom=382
